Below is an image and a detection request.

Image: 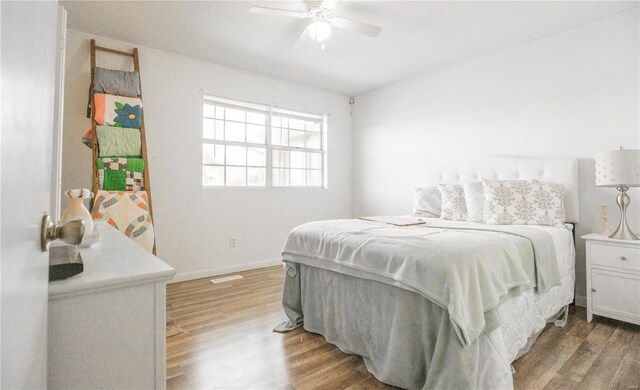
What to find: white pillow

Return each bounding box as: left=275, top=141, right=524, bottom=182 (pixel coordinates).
left=413, top=187, right=441, bottom=217
left=463, top=181, right=485, bottom=223
left=482, top=179, right=565, bottom=227
left=438, top=184, right=467, bottom=221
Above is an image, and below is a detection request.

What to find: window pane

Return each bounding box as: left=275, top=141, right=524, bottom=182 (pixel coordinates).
left=203, top=118, right=215, bottom=139
left=203, top=144, right=224, bottom=165
left=307, top=170, right=322, bottom=186
left=281, top=117, right=289, bottom=128
left=272, top=115, right=281, bottom=127
left=203, top=165, right=224, bottom=186
left=247, top=111, right=266, bottom=125
left=305, top=131, right=321, bottom=149
left=289, top=130, right=305, bottom=148
left=226, top=108, right=245, bottom=122
left=203, top=104, right=216, bottom=118
left=307, top=152, right=322, bottom=169
left=290, top=151, right=306, bottom=169
left=226, top=145, right=246, bottom=166
left=306, top=121, right=320, bottom=132
left=248, top=167, right=265, bottom=186
left=280, top=128, right=288, bottom=146
left=215, top=106, right=225, bottom=119
left=246, top=124, right=265, bottom=144
left=247, top=147, right=266, bottom=167
left=290, top=169, right=306, bottom=186
left=271, top=127, right=282, bottom=146
left=273, top=150, right=289, bottom=168
left=225, top=121, right=245, bottom=142
left=226, top=167, right=246, bottom=186
left=272, top=168, right=289, bottom=186
left=215, top=120, right=225, bottom=140
left=289, top=118, right=305, bottom=130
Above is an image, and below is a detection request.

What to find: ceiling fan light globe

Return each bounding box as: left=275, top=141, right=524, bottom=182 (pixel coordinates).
left=309, top=21, right=331, bottom=42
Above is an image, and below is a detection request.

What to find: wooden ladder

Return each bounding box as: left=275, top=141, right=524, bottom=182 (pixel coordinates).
left=89, top=39, right=156, bottom=254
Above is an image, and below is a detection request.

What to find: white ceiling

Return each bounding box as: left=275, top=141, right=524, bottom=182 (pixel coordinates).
left=61, top=1, right=638, bottom=96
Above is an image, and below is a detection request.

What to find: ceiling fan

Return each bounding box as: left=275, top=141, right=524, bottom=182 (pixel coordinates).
left=249, top=0, right=382, bottom=48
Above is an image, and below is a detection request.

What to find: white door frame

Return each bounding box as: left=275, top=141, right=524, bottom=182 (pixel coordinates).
left=51, top=6, right=67, bottom=222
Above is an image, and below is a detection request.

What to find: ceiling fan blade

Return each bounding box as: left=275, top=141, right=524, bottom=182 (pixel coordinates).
left=292, top=24, right=312, bottom=49
left=249, top=6, right=307, bottom=19
left=330, top=16, right=381, bottom=37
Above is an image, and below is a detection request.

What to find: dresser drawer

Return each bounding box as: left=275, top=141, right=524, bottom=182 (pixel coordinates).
left=591, top=269, right=640, bottom=323
left=589, top=242, right=640, bottom=272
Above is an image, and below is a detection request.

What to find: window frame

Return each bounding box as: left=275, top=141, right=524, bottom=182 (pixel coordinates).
left=202, top=94, right=327, bottom=189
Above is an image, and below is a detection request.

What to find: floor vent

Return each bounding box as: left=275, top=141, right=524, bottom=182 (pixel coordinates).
left=210, top=275, right=243, bottom=284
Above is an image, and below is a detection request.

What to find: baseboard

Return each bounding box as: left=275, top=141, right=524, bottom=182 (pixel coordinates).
left=169, top=258, right=282, bottom=284
left=574, top=295, right=587, bottom=307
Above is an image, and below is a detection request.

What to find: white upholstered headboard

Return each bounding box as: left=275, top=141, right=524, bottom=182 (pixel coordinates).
left=424, top=155, right=580, bottom=223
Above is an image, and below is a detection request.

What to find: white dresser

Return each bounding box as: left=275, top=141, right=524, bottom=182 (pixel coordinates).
left=582, top=233, right=640, bottom=325
left=48, top=222, right=175, bottom=389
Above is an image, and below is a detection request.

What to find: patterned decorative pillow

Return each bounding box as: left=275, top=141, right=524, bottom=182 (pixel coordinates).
left=482, top=179, right=565, bottom=227
left=438, top=184, right=467, bottom=221
left=413, top=187, right=442, bottom=217
left=463, top=181, right=485, bottom=223
left=530, top=180, right=566, bottom=227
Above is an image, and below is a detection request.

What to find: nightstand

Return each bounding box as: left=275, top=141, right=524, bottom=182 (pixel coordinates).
left=582, top=233, right=640, bottom=325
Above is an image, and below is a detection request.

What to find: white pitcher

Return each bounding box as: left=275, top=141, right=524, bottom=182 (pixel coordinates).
left=60, top=189, right=93, bottom=239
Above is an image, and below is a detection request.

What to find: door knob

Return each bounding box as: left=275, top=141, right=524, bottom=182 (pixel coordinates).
left=41, top=214, right=85, bottom=251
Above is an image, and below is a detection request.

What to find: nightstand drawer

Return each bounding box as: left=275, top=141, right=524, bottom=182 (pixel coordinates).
left=590, top=242, right=640, bottom=272
left=591, top=269, right=640, bottom=322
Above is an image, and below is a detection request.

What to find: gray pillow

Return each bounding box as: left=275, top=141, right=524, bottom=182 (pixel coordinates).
left=93, top=67, right=141, bottom=97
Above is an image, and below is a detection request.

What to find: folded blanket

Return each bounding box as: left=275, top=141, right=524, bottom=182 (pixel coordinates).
left=96, top=157, right=145, bottom=191
left=94, top=93, right=143, bottom=128
left=81, top=128, right=93, bottom=149
left=281, top=219, right=561, bottom=347
left=92, top=190, right=154, bottom=252
left=93, top=67, right=141, bottom=97
left=96, top=126, right=141, bottom=157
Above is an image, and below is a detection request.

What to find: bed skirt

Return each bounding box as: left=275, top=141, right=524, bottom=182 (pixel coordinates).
left=275, top=263, right=573, bottom=389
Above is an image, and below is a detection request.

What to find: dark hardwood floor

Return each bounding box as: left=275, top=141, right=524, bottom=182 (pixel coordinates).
left=166, top=266, right=639, bottom=389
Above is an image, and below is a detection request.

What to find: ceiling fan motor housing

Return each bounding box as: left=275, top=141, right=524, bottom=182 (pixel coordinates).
left=308, top=5, right=333, bottom=22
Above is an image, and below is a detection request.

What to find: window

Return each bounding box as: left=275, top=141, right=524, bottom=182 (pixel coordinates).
left=202, top=95, right=326, bottom=188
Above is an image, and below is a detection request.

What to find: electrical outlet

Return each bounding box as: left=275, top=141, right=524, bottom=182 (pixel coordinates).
left=229, top=237, right=236, bottom=248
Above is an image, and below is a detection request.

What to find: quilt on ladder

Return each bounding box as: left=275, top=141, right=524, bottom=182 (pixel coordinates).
left=97, top=157, right=145, bottom=191
left=92, top=190, right=154, bottom=252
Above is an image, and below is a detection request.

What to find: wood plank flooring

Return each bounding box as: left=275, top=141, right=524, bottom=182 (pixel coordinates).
left=167, top=266, right=640, bottom=389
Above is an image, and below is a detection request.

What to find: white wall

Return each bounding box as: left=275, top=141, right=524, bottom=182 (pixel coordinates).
left=62, top=31, right=352, bottom=281
left=352, top=8, right=640, bottom=300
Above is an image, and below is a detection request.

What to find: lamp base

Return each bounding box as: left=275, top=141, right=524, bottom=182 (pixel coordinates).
left=609, top=226, right=639, bottom=240
left=609, top=185, right=639, bottom=240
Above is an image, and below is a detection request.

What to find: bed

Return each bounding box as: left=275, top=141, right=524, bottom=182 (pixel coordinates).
left=275, top=156, right=579, bottom=389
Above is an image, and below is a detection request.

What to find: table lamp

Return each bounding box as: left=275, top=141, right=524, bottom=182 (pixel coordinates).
left=595, top=147, right=640, bottom=240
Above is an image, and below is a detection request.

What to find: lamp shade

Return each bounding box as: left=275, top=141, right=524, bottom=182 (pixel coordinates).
left=595, top=148, right=640, bottom=187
